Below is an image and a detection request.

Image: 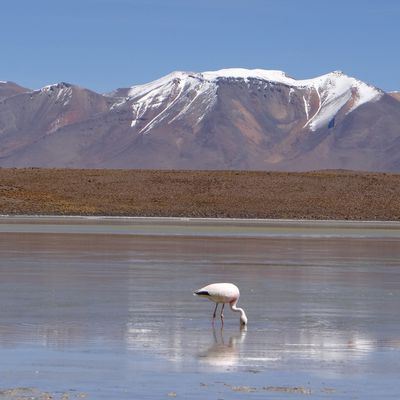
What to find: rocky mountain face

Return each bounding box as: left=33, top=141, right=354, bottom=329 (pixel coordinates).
left=0, top=69, right=399, bottom=171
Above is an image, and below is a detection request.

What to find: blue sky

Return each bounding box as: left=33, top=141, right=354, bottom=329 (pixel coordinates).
left=1, top=0, right=399, bottom=92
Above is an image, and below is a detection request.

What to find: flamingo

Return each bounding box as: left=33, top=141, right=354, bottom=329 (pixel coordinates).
left=194, top=283, right=248, bottom=327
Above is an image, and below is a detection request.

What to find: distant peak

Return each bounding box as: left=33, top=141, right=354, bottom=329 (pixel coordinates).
left=201, top=68, right=289, bottom=82
left=42, top=82, right=74, bottom=91
left=331, top=70, right=345, bottom=75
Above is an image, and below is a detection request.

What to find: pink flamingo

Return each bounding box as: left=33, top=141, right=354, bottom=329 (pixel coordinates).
left=194, top=283, right=248, bottom=327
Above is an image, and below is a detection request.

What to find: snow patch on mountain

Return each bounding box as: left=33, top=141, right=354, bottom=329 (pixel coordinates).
left=34, top=83, right=75, bottom=107
left=127, top=72, right=217, bottom=133
left=302, top=72, right=382, bottom=130
left=127, top=71, right=188, bottom=99
left=202, top=68, right=292, bottom=83
left=303, top=95, right=310, bottom=120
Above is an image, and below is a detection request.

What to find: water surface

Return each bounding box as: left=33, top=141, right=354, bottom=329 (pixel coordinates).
left=0, top=217, right=399, bottom=399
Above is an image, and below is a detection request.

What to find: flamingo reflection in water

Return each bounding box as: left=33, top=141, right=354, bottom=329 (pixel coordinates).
left=197, top=325, right=247, bottom=369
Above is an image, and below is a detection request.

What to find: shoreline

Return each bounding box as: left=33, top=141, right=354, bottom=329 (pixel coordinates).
left=2, top=214, right=400, bottom=225
left=1, top=215, right=399, bottom=239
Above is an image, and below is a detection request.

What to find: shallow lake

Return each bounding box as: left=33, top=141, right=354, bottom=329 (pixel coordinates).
left=0, top=217, right=399, bottom=399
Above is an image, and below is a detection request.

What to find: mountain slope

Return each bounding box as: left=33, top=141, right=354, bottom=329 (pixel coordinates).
left=0, top=81, right=30, bottom=100
left=0, top=83, right=111, bottom=164
left=0, top=69, right=399, bottom=171
left=390, top=92, right=400, bottom=102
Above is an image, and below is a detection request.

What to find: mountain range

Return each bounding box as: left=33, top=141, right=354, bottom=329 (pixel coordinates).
left=1, top=69, right=399, bottom=171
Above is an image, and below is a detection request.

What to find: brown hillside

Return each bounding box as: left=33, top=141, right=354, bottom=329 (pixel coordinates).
left=0, top=168, right=399, bottom=220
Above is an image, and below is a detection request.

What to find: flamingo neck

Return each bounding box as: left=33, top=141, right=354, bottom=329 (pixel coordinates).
left=230, top=301, right=248, bottom=326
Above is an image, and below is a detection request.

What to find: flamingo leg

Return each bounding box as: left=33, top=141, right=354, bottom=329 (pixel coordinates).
left=212, top=303, right=218, bottom=320
left=220, top=303, right=225, bottom=327
left=220, top=303, right=225, bottom=320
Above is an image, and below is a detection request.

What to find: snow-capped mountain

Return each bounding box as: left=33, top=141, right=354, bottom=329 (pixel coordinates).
left=0, top=68, right=399, bottom=171
left=113, top=69, right=382, bottom=133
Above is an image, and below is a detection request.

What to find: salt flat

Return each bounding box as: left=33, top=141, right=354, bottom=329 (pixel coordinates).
left=0, top=218, right=399, bottom=399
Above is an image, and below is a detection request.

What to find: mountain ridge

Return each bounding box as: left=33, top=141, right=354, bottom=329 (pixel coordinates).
left=0, top=68, right=399, bottom=171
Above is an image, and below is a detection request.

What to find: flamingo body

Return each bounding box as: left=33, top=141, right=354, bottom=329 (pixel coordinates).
left=194, top=283, right=248, bottom=326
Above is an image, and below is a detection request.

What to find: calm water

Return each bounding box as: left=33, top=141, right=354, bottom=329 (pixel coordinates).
left=0, top=217, right=399, bottom=399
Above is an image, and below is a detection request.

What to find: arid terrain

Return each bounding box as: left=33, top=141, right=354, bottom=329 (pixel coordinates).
left=0, top=168, right=399, bottom=220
